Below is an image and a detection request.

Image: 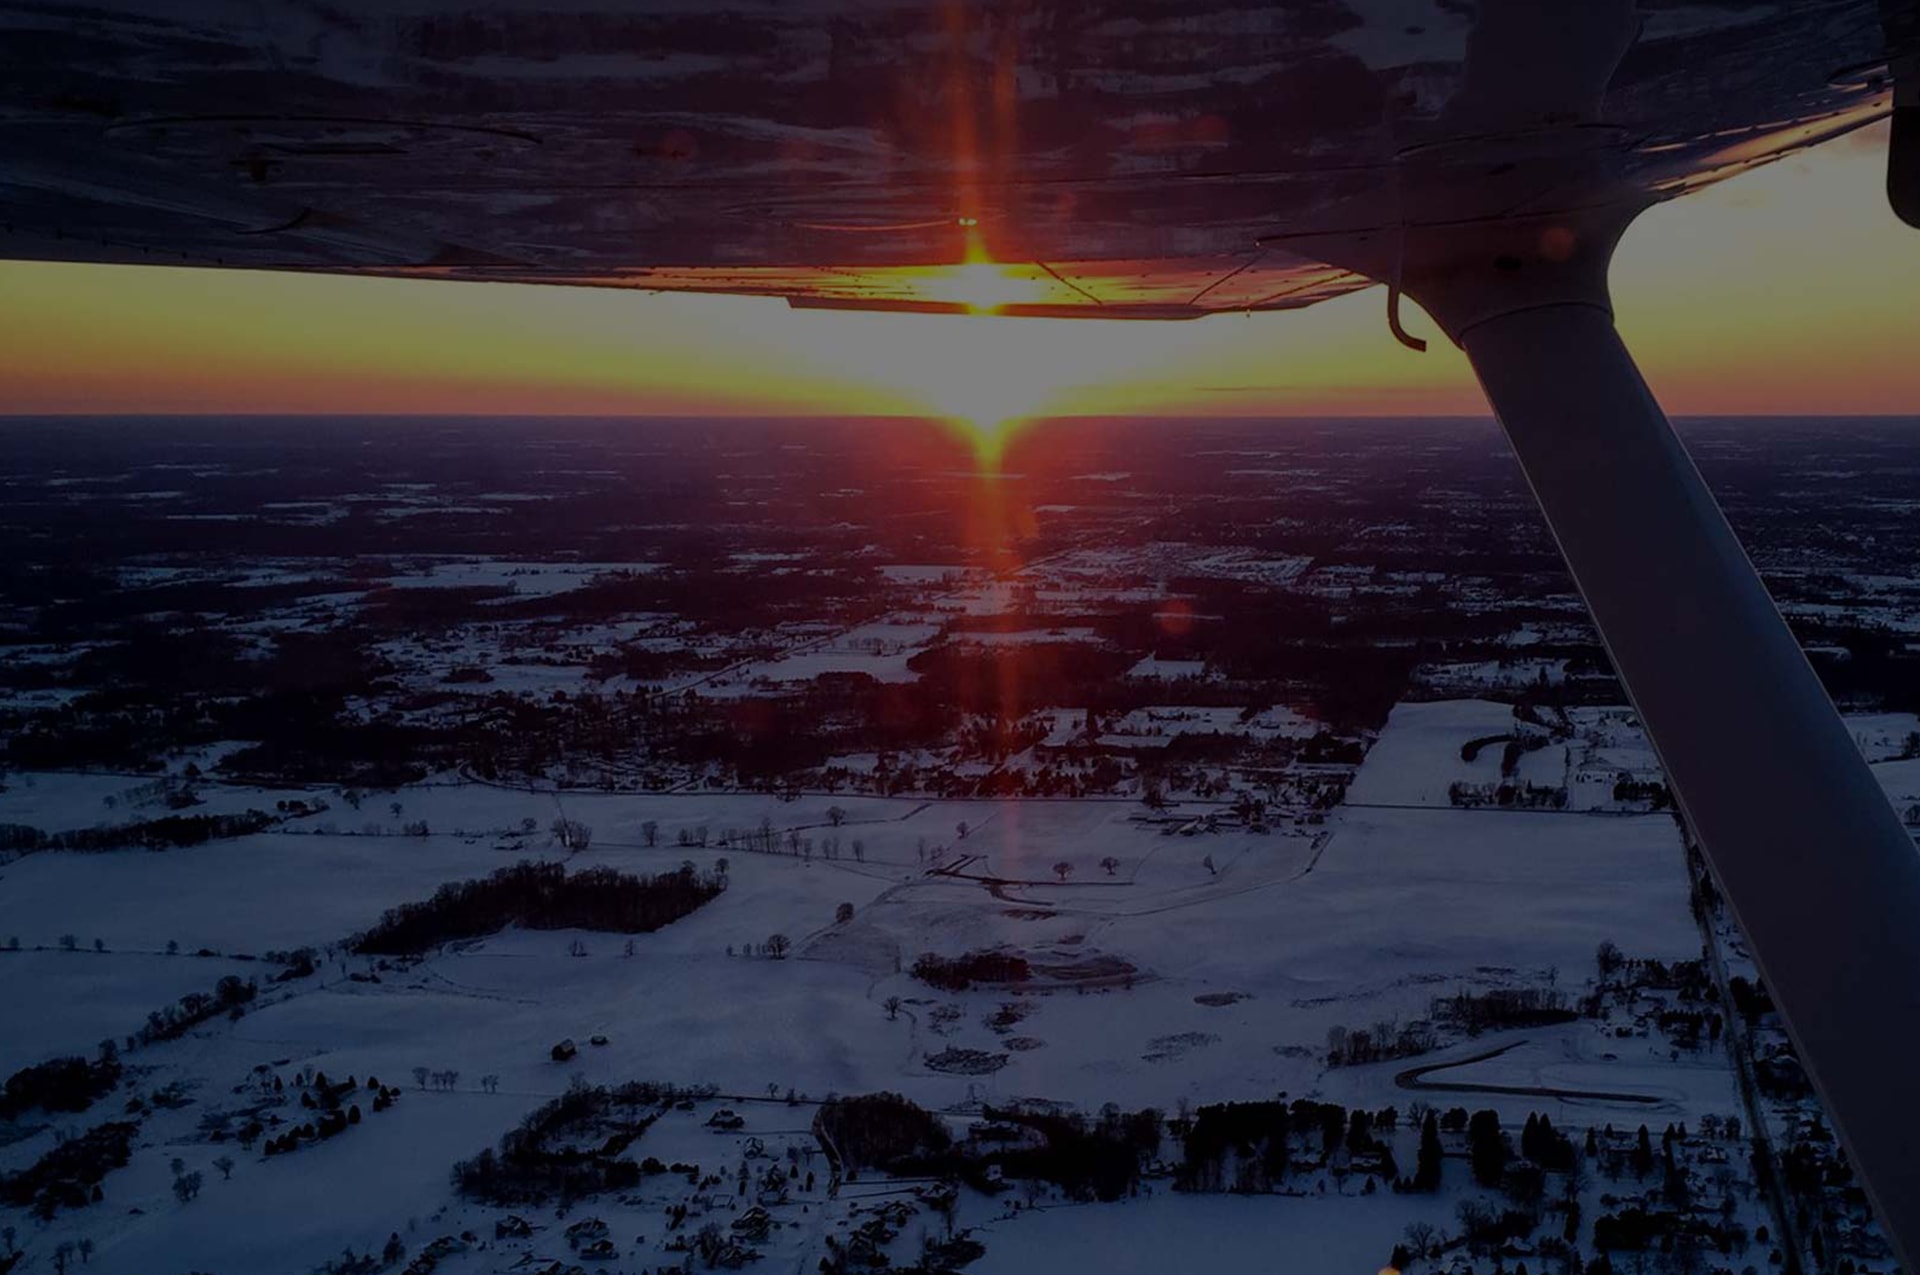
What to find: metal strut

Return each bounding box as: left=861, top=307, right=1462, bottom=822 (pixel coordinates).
left=1399, top=216, right=1920, bottom=1270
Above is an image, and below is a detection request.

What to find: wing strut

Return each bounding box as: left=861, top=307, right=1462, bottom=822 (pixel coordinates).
left=1402, top=213, right=1920, bottom=1270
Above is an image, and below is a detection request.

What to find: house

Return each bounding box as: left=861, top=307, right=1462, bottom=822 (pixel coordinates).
left=566, top=1217, right=609, bottom=1246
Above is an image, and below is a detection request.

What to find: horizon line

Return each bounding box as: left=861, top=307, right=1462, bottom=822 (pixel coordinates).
left=4, top=410, right=1919, bottom=423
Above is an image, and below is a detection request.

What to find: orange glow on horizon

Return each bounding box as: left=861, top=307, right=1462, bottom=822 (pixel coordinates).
left=0, top=124, right=1914, bottom=425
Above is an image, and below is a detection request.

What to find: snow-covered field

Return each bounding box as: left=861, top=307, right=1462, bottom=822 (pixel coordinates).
left=0, top=697, right=1814, bottom=1273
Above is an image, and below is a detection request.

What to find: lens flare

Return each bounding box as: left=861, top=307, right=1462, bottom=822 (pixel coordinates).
left=940, top=259, right=1041, bottom=314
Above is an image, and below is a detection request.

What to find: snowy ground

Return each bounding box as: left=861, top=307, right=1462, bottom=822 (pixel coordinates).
left=0, top=696, right=1838, bottom=1274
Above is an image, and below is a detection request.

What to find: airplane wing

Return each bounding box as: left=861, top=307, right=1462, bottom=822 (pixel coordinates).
left=0, top=0, right=1892, bottom=316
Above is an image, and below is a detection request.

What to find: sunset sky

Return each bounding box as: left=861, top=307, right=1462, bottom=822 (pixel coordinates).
left=0, top=121, right=1913, bottom=425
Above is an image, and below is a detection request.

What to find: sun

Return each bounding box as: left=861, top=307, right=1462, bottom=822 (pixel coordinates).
left=939, top=259, right=1044, bottom=315
left=885, top=314, right=1059, bottom=465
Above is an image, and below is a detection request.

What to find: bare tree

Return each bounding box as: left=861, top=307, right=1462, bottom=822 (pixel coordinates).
left=835, top=902, right=855, bottom=925
left=172, top=1170, right=203, bottom=1203
left=884, top=996, right=902, bottom=1021
left=1100, top=855, right=1120, bottom=876
left=412, top=1065, right=430, bottom=1090
left=827, top=806, right=847, bottom=827
left=77, top=1237, right=93, bottom=1264
left=641, top=820, right=659, bottom=847
left=213, top=1155, right=235, bottom=1180
left=1052, top=861, right=1073, bottom=883
left=766, top=933, right=791, bottom=960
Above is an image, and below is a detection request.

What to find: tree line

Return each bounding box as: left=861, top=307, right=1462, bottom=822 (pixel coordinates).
left=354, top=861, right=727, bottom=955
left=452, top=1079, right=718, bottom=1204
left=910, top=950, right=1031, bottom=992
left=0, top=1055, right=122, bottom=1121
left=0, top=809, right=276, bottom=855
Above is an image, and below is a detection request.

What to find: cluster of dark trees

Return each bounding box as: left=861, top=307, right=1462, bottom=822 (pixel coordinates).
left=813, top=1093, right=1162, bottom=1204
left=0, top=809, right=275, bottom=855
left=1325, top=1021, right=1434, bottom=1068
left=1175, top=1098, right=1394, bottom=1194
left=1176, top=1101, right=1291, bottom=1193
left=1611, top=777, right=1674, bottom=809
left=815, top=1092, right=953, bottom=1174
left=262, top=1072, right=397, bottom=1156
left=1591, top=1206, right=1679, bottom=1252
left=1433, top=985, right=1575, bottom=1033
left=0, top=1121, right=136, bottom=1219
left=0, top=1054, right=122, bottom=1120
left=264, top=1103, right=364, bottom=1155
left=1727, top=974, right=1777, bottom=1022
left=910, top=950, right=1031, bottom=992
left=1467, top=1108, right=1512, bottom=1187
left=1520, top=1112, right=1578, bottom=1174
left=452, top=1080, right=715, bottom=1204
left=1411, top=1112, right=1444, bottom=1190
left=1447, top=779, right=1570, bottom=810
left=976, top=1103, right=1162, bottom=1203
left=136, top=974, right=257, bottom=1046
left=355, top=861, right=726, bottom=956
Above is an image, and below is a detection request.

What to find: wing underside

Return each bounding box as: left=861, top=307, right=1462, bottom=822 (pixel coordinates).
left=0, top=0, right=1893, bottom=315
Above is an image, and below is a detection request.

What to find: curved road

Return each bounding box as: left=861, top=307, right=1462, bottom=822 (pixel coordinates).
left=1394, top=1040, right=1663, bottom=1106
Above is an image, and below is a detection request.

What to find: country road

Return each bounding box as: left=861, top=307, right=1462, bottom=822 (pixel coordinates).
left=1394, top=1041, right=1663, bottom=1106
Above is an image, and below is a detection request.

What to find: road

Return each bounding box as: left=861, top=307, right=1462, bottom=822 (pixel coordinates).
left=1394, top=1041, right=1663, bottom=1106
